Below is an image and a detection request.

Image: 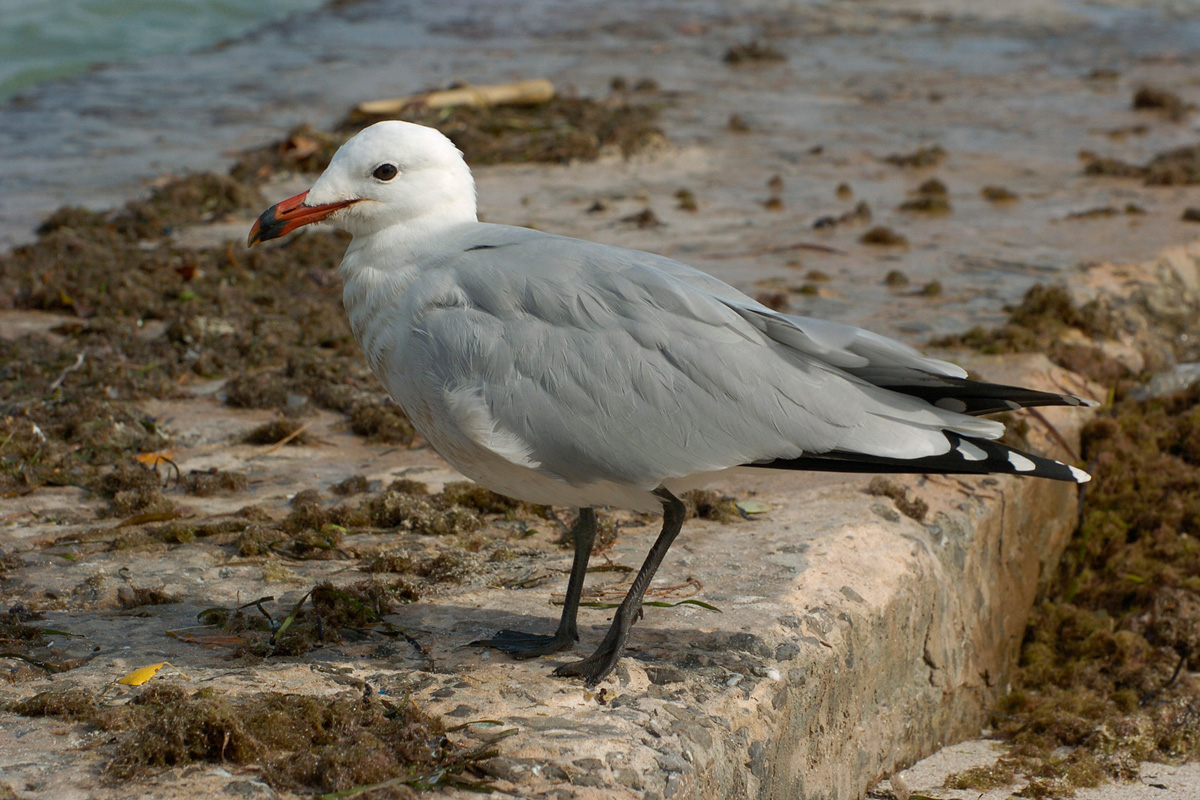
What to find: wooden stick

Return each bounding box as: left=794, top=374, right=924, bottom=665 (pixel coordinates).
left=254, top=420, right=314, bottom=457
left=355, top=79, right=555, bottom=117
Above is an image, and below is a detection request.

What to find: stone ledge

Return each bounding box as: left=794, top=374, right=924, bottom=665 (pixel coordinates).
left=398, top=354, right=1093, bottom=799
left=0, top=355, right=1093, bottom=800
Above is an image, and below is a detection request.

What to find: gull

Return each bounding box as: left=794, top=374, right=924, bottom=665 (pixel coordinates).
left=249, top=121, right=1094, bottom=684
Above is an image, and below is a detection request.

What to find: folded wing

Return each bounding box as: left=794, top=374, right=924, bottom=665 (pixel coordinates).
left=401, top=229, right=1088, bottom=489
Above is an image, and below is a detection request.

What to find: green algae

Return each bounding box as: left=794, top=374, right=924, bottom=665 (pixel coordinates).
left=237, top=92, right=667, bottom=182
left=948, top=385, right=1200, bottom=796
left=865, top=477, right=928, bottom=522
left=682, top=488, right=742, bottom=522
left=935, top=280, right=1200, bottom=796
left=884, top=145, right=947, bottom=168
left=932, top=284, right=1126, bottom=387
left=860, top=226, right=908, bottom=247
left=935, top=284, right=1115, bottom=355
left=723, top=41, right=787, bottom=65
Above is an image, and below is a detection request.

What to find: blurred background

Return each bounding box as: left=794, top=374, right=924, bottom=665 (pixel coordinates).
left=4, top=0, right=1200, bottom=337
left=1, top=0, right=324, bottom=100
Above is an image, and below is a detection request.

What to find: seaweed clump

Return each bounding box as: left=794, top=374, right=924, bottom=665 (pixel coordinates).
left=982, top=185, right=1019, bottom=204
left=897, top=178, right=951, bottom=215
left=205, top=578, right=421, bottom=658
left=179, top=468, right=249, bottom=496
left=238, top=92, right=667, bottom=181
left=0, top=170, right=373, bottom=496
left=242, top=417, right=311, bottom=447
left=226, top=358, right=415, bottom=445
left=95, top=462, right=172, bottom=518
left=358, top=485, right=483, bottom=535
left=370, top=93, right=667, bottom=165
left=230, top=125, right=346, bottom=183
left=0, top=604, right=49, bottom=652
left=682, top=489, right=741, bottom=522
left=723, top=41, right=786, bottom=65
left=442, top=480, right=551, bottom=519
left=950, top=384, right=1200, bottom=795
left=1131, top=85, right=1194, bottom=122
left=860, top=226, right=908, bottom=247
left=884, top=145, right=946, bottom=168
left=932, top=284, right=1124, bottom=387
left=864, top=477, right=928, bottom=522
left=1083, top=143, right=1200, bottom=186
left=12, top=683, right=498, bottom=794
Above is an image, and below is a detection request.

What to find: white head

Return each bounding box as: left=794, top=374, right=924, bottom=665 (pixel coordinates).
left=248, top=121, right=477, bottom=244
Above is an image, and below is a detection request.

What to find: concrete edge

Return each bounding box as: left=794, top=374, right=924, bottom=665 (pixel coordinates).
left=386, top=356, right=1096, bottom=800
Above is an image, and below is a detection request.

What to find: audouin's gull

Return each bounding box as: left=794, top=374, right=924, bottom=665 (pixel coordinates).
left=249, top=120, right=1094, bottom=684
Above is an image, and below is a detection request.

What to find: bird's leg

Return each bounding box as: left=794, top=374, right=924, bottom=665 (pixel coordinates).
left=471, top=508, right=597, bottom=658
left=555, top=488, right=687, bottom=685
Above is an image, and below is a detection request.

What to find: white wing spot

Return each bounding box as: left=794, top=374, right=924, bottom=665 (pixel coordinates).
left=1004, top=400, right=1021, bottom=410
left=1007, top=451, right=1037, bottom=472
left=1069, top=465, right=1092, bottom=483
left=956, top=441, right=988, bottom=461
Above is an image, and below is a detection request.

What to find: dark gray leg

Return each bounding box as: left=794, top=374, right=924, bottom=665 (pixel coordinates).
left=555, top=488, right=687, bottom=684
left=471, top=508, right=597, bottom=658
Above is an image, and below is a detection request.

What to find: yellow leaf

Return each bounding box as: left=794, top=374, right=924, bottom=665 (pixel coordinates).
left=117, top=661, right=189, bottom=686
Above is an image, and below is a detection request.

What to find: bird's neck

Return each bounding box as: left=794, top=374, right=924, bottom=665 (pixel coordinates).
left=337, top=216, right=475, bottom=366
left=339, top=209, right=471, bottom=281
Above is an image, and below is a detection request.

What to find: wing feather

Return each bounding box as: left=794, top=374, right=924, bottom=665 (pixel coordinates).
left=402, top=230, right=1001, bottom=489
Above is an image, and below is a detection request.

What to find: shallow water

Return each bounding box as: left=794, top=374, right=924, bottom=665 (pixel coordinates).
left=3, top=0, right=1200, bottom=338
left=0, top=0, right=326, bottom=100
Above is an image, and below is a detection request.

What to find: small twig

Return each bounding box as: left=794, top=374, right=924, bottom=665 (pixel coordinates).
left=1140, top=650, right=1188, bottom=707
left=47, top=352, right=85, bottom=392
left=254, top=420, right=315, bottom=457
left=400, top=630, right=431, bottom=662
left=149, top=455, right=181, bottom=487
left=239, top=595, right=277, bottom=626
left=1026, top=407, right=1081, bottom=462
left=646, top=577, right=703, bottom=598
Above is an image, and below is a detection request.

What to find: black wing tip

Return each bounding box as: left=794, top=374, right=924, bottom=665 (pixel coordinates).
left=752, top=433, right=1091, bottom=483
left=1028, top=393, right=1100, bottom=409
left=998, top=444, right=1091, bottom=483
left=884, top=375, right=1100, bottom=416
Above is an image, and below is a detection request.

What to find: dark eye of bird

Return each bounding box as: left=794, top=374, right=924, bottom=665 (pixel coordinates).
left=373, top=163, right=398, bottom=181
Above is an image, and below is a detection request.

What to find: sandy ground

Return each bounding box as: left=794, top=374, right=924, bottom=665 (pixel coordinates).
left=4, top=0, right=1200, bottom=798
left=4, top=0, right=1200, bottom=341
left=878, top=740, right=1200, bottom=800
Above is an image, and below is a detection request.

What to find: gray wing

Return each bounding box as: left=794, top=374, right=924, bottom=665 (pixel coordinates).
left=404, top=228, right=999, bottom=489
left=634, top=249, right=968, bottom=379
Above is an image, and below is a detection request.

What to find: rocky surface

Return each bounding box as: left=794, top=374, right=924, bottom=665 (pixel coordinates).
left=0, top=352, right=1091, bottom=800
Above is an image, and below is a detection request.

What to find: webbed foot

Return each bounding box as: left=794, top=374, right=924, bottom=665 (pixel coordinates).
left=471, top=628, right=575, bottom=659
